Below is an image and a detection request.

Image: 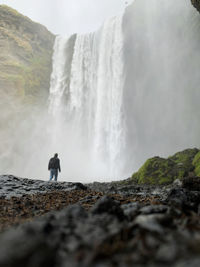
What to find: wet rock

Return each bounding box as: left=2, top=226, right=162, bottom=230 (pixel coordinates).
left=167, top=188, right=188, bottom=208
left=0, top=175, right=88, bottom=199
left=0, top=227, right=57, bottom=267
left=1, top=173, right=200, bottom=266
left=0, top=188, right=200, bottom=267
left=140, top=205, right=169, bottom=215
left=198, top=205, right=200, bottom=216
left=57, top=204, right=88, bottom=220
left=182, top=177, right=200, bottom=191
left=173, top=179, right=183, bottom=187
left=91, top=196, right=125, bottom=220
left=134, top=214, right=165, bottom=234
left=175, top=258, right=200, bottom=267
left=74, top=183, right=87, bottom=191
left=121, top=202, right=140, bottom=220
left=167, top=187, right=200, bottom=213
left=156, top=242, right=177, bottom=263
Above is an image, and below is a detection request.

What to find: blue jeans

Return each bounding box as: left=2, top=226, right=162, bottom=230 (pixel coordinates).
left=49, top=169, right=58, bottom=181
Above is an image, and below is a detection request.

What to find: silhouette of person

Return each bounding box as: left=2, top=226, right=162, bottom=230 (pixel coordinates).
left=48, top=153, right=61, bottom=181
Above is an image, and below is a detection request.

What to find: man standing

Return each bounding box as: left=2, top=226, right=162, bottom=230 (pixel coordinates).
left=48, top=153, right=61, bottom=181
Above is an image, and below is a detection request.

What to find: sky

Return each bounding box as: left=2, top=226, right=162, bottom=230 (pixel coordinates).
left=0, top=0, right=133, bottom=36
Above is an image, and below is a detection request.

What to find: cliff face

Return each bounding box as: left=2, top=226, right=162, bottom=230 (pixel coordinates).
left=191, top=0, right=200, bottom=12
left=0, top=5, right=55, bottom=105
left=0, top=5, right=55, bottom=172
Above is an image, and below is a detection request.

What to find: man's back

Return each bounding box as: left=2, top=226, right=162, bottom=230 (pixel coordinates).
left=48, top=157, right=61, bottom=171
left=48, top=153, right=61, bottom=182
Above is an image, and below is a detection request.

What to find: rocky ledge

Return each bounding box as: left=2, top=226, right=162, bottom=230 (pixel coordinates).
left=0, top=175, right=200, bottom=266
left=192, top=0, right=200, bottom=12
left=0, top=175, right=87, bottom=199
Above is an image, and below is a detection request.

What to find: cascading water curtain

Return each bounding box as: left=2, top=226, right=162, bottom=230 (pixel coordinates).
left=48, top=15, right=125, bottom=180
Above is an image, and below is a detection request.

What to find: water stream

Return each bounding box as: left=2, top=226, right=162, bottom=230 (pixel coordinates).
left=48, top=15, right=125, bottom=180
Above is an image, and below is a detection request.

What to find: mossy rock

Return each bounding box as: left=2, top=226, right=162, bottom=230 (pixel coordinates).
left=131, top=148, right=199, bottom=185
left=193, top=151, right=200, bottom=177
left=132, top=157, right=180, bottom=185
left=168, top=148, right=199, bottom=170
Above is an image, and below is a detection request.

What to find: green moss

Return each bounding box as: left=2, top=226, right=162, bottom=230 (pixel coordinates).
left=130, top=148, right=199, bottom=185
left=0, top=3, right=55, bottom=107
left=158, top=177, right=173, bottom=185
left=1, top=5, right=24, bottom=18
left=169, top=148, right=199, bottom=170
left=193, top=151, right=200, bottom=177
left=0, top=48, right=52, bottom=102
left=0, top=26, right=32, bottom=54
left=0, top=71, right=25, bottom=96
left=22, top=49, right=52, bottom=99
left=132, top=157, right=176, bottom=185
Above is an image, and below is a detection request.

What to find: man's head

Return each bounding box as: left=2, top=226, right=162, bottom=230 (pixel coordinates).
left=54, top=153, right=58, bottom=158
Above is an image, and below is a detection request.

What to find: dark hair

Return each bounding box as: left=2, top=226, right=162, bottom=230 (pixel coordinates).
left=54, top=153, right=58, bottom=158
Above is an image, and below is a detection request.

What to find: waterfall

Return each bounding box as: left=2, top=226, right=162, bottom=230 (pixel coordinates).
left=2, top=0, right=200, bottom=182
left=48, top=15, right=125, bottom=180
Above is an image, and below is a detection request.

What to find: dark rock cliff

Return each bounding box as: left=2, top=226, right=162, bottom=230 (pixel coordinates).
left=192, top=0, right=200, bottom=12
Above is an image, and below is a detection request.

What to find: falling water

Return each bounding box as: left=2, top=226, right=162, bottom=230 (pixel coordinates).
left=48, top=15, right=125, bottom=180
left=1, top=0, right=200, bottom=182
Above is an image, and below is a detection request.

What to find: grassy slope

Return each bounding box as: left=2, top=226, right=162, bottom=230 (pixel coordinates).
left=0, top=5, right=55, bottom=105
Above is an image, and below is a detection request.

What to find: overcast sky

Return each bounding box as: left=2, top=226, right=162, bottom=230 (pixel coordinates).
left=0, top=0, right=133, bottom=36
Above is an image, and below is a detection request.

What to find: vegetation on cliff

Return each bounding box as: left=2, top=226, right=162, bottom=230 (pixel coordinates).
left=0, top=5, right=55, bottom=168
left=192, top=151, right=200, bottom=177
left=129, top=148, right=200, bottom=185
left=0, top=5, right=55, bottom=105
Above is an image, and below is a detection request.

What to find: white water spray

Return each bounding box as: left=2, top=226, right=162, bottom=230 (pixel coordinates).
left=48, top=15, right=125, bottom=180
left=1, top=0, right=200, bottom=182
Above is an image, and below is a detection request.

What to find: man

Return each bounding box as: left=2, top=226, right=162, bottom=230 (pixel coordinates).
left=48, top=153, right=61, bottom=181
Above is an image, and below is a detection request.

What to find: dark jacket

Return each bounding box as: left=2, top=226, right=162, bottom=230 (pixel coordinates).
left=48, top=157, right=61, bottom=172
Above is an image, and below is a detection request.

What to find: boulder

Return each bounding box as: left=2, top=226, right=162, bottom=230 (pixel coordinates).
left=131, top=148, right=199, bottom=185
left=91, top=196, right=125, bottom=220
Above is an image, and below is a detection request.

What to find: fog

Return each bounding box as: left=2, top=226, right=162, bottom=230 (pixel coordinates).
left=0, top=0, right=132, bottom=35
left=123, top=0, right=200, bottom=171
left=1, top=0, right=200, bottom=182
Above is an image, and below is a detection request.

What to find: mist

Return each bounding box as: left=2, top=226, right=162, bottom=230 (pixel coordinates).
left=123, top=0, right=200, bottom=170
left=0, top=0, right=131, bottom=35
left=0, top=0, right=200, bottom=182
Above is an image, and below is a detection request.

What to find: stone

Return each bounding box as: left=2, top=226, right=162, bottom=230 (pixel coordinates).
left=74, top=183, right=88, bottom=190
left=130, top=149, right=199, bottom=185
left=134, top=214, right=165, bottom=234
left=167, top=188, right=188, bottom=208
left=182, top=177, right=200, bottom=191
left=173, top=179, right=183, bottom=187
left=156, top=242, right=177, bottom=263
left=121, top=202, right=140, bottom=220
left=91, top=196, right=125, bottom=220
left=0, top=175, right=88, bottom=199
left=0, top=227, right=57, bottom=267
left=1, top=172, right=200, bottom=266
left=140, top=205, right=169, bottom=215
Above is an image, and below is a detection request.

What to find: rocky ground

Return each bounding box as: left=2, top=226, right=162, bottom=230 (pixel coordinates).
left=0, top=175, right=200, bottom=266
